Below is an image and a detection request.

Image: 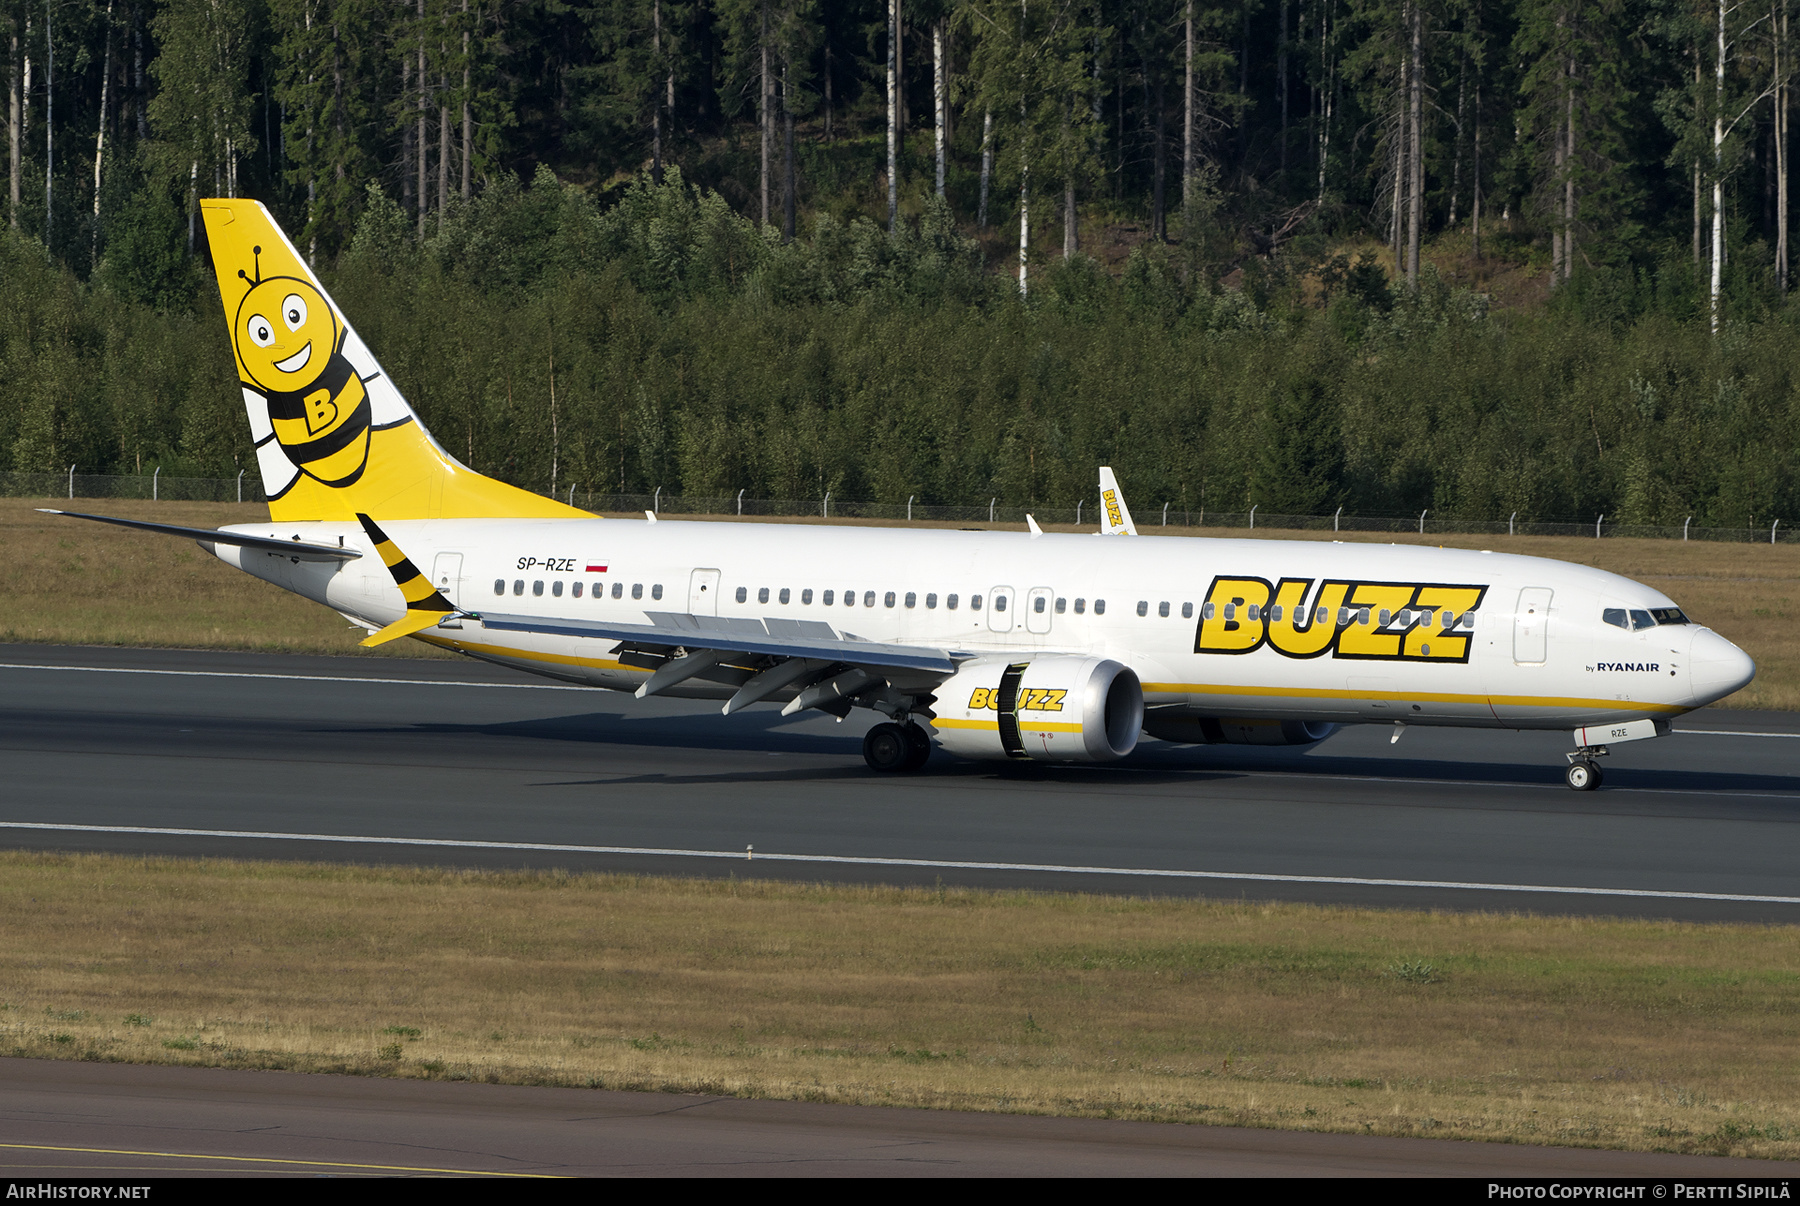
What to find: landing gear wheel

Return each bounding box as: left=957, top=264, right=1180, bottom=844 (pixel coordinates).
left=901, top=723, right=932, bottom=772
left=1566, top=760, right=1603, bottom=791
left=863, top=723, right=911, bottom=773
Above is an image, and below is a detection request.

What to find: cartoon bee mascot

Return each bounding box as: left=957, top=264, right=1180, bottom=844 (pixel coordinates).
left=230, top=246, right=373, bottom=491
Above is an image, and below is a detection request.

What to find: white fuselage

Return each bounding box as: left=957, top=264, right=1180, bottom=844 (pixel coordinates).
left=210, top=517, right=1754, bottom=731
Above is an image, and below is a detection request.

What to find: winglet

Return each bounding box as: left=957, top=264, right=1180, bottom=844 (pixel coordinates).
left=355, top=512, right=457, bottom=646
left=1097, top=467, right=1138, bottom=536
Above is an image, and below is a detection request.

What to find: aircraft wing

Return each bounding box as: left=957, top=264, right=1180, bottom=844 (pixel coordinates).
left=474, top=610, right=962, bottom=716
left=477, top=611, right=957, bottom=674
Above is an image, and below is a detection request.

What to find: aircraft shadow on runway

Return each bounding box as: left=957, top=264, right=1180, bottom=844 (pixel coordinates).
left=365, top=711, right=1800, bottom=799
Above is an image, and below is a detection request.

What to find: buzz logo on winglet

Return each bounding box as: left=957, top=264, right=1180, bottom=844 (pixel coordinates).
left=356, top=513, right=462, bottom=646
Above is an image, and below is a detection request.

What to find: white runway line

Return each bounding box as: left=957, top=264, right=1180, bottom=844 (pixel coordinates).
left=4, top=822, right=1797, bottom=905
left=0, top=663, right=588, bottom=691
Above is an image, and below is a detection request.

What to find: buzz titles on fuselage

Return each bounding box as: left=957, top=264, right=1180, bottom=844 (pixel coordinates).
left=1194, top=574, right=1489, bottom=662
left=229, top=245, right=373, bottom=492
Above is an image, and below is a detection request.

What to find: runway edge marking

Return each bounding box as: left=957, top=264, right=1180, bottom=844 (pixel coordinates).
left=4, top=822, right=1798, bottom=906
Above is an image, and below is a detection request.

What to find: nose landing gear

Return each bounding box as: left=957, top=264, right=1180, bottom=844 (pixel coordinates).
left=1565, top=745, right=1608, bottom=791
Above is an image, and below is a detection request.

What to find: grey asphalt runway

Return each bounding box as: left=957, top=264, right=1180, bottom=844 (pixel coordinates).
left=3, top=1058, right=1795, bottom=1177
left=3, top=643, right=1799, bottom=920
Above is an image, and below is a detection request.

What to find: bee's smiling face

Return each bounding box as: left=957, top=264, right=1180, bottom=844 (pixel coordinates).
left=236, top=279, right=337, bottom=392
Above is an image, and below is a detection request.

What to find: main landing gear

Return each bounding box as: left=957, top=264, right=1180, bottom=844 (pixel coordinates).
left=1565, top=746, right=1608, bottom=791
left=863, top=722, right=933, bottom=773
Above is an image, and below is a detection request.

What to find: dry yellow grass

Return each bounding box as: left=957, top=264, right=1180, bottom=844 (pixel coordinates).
left=4, top=853, right=1798, bottom=1160
left=3, top=498, right=1794, bottom=704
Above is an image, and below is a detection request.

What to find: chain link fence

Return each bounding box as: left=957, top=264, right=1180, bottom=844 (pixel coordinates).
left=5, top=471, right=1792, bottom=544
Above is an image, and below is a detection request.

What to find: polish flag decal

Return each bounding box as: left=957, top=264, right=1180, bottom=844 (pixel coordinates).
left=586, top=564, right=608, bottom=573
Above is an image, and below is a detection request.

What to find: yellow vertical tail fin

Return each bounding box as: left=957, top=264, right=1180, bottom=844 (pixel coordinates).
left=201, top=198, right=587, bottom=523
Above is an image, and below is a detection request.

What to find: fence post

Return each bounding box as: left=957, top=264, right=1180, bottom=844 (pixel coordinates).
left=237, top=469, right=244, bottom=503
left=1334, top=505, right=1341, bottom=533
left=653, top=486, right=661, bottom=515
left=153, top=467, right=160, bottom=501
left=989, top=498, right=996, bottom=523
left=1076, top=500, right=1083, bottom=526
left=1775, top=519, right=1782, bottom=545
left=823, top=491, right=830, bottom=519
left=1595, top=513, right=1603, bottom=539
left=1684, top=516, right=1691, bottom=541
left=1249, top=505, right=1257, bottom=530
left=1162, top=501, right=1169, bottom=526
left=737, top=488, right=745, bottom=516
left=907, top=495, right=914, bottom=521
left=67, top=464, right=75, bottom=499
left=1419, top=508, right=1428, bottom=535
left=569, top=484, right=576, bottom=506
left=1509, top=511, right=1516, bottom=537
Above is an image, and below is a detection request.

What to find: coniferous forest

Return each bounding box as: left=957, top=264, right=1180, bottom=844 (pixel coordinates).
left=3, top=0, right=1800, bottom=525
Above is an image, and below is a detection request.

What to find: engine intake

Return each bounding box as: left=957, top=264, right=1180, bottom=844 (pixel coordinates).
left=1143, top=715, right=1339, bottom=747
left=931, top=656, right=1143, bottom=762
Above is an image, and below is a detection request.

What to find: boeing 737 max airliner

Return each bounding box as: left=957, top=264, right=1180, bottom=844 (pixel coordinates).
left=48, top=200, right=1756, bottom=789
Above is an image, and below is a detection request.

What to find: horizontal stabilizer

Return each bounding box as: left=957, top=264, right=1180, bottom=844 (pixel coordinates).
left=360, top=609, right=453, bottom=647
left=39, top=509, right=362, bottom=562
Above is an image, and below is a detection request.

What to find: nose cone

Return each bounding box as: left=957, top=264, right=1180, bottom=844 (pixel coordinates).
left=1689, top=628, right=1755, bottom=705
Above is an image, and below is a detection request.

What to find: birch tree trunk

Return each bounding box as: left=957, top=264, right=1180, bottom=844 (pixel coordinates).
left=93, top=0, right=113, bottom=259
left=1317, top=0, right=1331, bottom=202
left=1472, top=72, right=1482, bottom=259
left=1182, top=1, right=1192, bottom=209
left=417, top=0, right=427, bottom=233
left=933, top=19, right=944, bottom=198
left=1778, top=0, right=1789, bottom=294
left=12, top=18, right=23, bottom=228
left=760, top=17, right=770, bottom=228
left=782, top=63, right=794, bottom=241
left=885, top=0, right=896, bottom=230
left=977, top=108, right=991, bottom=227
left=461, top=0, right=470, bottom=200
left=1406, top=0, right=1422, bottom=286
left=1564, top=51, right=1575, bottom=281
left=1713, top=0, right=1727, bottom=332
left=651, top=0, right=662, bottom=185
left=1018, top=133, right=1028, bottom=292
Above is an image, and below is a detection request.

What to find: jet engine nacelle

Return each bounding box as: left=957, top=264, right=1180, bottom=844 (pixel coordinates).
left=931, top=656, right=1144, bottom=762
left=1143, top=715, right=1339, bottom=747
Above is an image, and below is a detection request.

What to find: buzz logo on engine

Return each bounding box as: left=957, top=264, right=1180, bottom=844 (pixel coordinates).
left=1194, top=575, right=1489, bottom=663
left=968, top=687, right=1068, bottom=711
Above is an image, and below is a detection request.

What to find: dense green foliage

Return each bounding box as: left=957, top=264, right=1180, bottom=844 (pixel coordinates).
left=4, top=169, right=1796, bottom=526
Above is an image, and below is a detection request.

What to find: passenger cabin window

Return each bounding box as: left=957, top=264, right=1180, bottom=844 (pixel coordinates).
left=905, top=592, right=916, bottom=608
left=822, top=590, right=835, bottom=605
left=885, top=592, right=896, bottom=608
left=1181, top=602, right=1193, bottom=619
left=1055, top=597, right=1066, bottom=613
left=513, top=580, right=525, bottom=596
left=736, top=586, right=748, bottom=603
left=651, top=584, right=663, bottom=600
left=612, top=582, right=623, bottom=599
left=802, top=589, right=813, bottom=604
left=1203, top=602, right=1215, bottom=620
left=1246, top=603, right=1259, bottom=621
left=1157, top=601, right=1169, bottom=618
left=632, top=583, right=643, bottom=600
left=572, top=582, right=583, bottom=598
left=994, top=595, right=1007, bottom=612
left=947, top=594, right=959, bottom=610
left=494, top=579, right=505, bottom=596
left=926, top=593, right=938, bottom=609
left=552, top=581, right=563, bottom=597
left=533, top=580, right=544, bottom=597
left=971, top=594, right=983, bottom=611
left=845, top=589, right=856, bottom=607
left=864, top=591, right=876, bottom=607
left=1074, top=598, right=1086, bottom=614
left=780, top=588, right=791, bottom=604
left=1094, top=599, right=1106, bottom=615
left=758, top=587, right=770, bottom=604
left=1137, top=601, right=1149, bottom=617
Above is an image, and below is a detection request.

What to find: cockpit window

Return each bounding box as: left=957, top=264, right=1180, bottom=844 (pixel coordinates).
left=1602, top=608, right=1628, bottom=629
left=1650, top=607, right=1690, bottom=626
left=1629, top=609, right=1656, bottom=631
left=1608, top=605, right=1690, bottom=629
